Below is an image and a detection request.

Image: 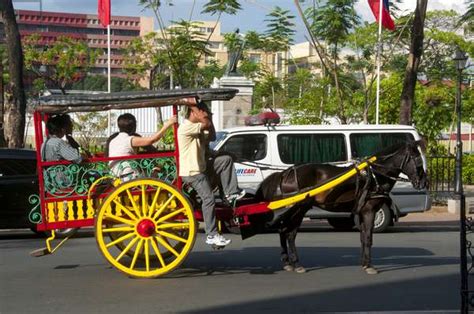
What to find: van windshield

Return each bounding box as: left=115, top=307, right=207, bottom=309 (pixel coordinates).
left=210, top=131, right=228, bottom=151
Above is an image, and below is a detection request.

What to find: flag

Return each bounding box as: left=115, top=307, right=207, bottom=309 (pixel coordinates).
left=98, top=0, right=110, bottom=27
left=368, top=0, right=395, bottom=31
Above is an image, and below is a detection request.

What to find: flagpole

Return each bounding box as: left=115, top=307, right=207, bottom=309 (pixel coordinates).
left=107, top=24, right=111, bottom=136
left=375, top=0, right=383, bottom=125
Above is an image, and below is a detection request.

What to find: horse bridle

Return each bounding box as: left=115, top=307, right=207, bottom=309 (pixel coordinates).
left=368, top=148, right=422, bottom=183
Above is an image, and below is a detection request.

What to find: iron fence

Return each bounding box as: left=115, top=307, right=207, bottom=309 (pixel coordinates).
left=427, top=155, right=456, bottom=200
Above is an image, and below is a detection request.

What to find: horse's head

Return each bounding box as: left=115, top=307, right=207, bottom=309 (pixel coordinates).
left=399, top=141, right=428, bottom=190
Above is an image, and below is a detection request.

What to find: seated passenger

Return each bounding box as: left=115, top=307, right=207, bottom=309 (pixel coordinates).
left=41, top=114, right=82, bottom=163
left=106, top=113, right=176, bottom=180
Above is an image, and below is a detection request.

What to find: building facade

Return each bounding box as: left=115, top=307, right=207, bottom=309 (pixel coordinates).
left=13, top=10, right=153, bottom=77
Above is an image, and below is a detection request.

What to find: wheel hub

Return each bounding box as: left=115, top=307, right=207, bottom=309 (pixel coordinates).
left=136, top=219, right=156, bottom=237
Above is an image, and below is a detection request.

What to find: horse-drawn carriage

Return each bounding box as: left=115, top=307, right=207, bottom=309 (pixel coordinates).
left=30, top=88, right=428, bottom=277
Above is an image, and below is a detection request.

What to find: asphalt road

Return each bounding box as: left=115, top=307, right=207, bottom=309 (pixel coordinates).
left=0, top=219, right=462, bottom=314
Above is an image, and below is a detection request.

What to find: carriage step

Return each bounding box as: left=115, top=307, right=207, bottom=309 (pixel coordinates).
left=30, top=247, right=51, bottom=257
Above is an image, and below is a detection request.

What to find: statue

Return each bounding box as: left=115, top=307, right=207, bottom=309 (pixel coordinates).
left=224, top=28, right=246, bottom=77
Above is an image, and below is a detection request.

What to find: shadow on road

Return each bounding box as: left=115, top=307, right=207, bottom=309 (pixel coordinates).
left=182, top=272, right=459, bottom=313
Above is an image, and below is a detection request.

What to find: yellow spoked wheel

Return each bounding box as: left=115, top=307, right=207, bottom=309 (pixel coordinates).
left=95, top=178, right=196, bottom=278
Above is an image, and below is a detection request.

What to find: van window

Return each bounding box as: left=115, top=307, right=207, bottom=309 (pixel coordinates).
left=278, top=134, right=347, bottom=164
left=219, top=134, right=267, bottom=161
left=350, top=133, right=415, bottom=158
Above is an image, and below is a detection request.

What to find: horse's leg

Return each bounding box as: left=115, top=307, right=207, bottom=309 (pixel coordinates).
left=280, top=232, right=293, bottom=271
left=359, top=203, right=378, bottom=275
left=287, top=228, right=306, bottom=273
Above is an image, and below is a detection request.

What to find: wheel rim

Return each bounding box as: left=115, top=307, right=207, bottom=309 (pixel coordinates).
left=96, top=179, right=196, bottom=278
left=374, top=208, right=385, bottom=229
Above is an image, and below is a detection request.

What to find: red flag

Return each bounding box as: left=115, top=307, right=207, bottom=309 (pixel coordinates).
left=98, top=0, right=110, bottom=27
left=368, top=0, right=395, bottom=31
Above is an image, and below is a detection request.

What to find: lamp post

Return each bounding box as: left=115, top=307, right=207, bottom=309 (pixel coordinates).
left=454, top=48, right=468, bottom=313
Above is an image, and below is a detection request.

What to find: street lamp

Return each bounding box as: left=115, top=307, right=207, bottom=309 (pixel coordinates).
left=454, top=47, right=468, bottom=313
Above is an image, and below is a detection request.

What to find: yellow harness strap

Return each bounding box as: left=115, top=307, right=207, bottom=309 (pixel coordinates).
left=267, top=156, right=377, bottom=210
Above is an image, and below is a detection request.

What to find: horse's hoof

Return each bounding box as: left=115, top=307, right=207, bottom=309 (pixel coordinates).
left=283, top=265, right=294, bottom=272
left=294, top=266, right=306, bottom=273
left=363, top=266, right=378, bottom=275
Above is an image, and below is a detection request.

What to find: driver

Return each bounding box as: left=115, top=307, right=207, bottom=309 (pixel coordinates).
left=178, top=100, right=245, bottom=248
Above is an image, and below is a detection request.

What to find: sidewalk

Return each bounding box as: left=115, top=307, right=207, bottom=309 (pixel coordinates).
left=399, top=206, right=458, bottom=223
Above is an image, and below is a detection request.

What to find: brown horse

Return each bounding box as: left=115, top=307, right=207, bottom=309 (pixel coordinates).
left=254, top=141, right=428, bottom=274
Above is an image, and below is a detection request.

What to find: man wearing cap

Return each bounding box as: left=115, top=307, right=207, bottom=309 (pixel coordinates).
left=178, top=100, right=245, bottom=247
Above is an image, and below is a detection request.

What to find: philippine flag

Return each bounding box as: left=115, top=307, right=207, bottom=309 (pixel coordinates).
left=368, top=0, right=395, bottom=31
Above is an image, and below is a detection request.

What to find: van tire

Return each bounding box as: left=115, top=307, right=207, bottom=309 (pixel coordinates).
left=327, top=217, right=355, bottom=231
left=373, top=205, right=392, bottom=233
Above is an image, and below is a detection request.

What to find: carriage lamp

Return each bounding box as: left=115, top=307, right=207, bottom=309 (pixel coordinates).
left=453, top=47, right=469, bottom=313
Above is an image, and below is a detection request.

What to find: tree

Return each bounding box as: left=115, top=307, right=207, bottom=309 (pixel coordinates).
left=201, top=0, right=241, bottom=44
left=72, top=75, right=141, bottom=92
left=23, top=35, right=97, bottom=94
left=399, top=0, right=428, bottom=125
left=0, top=0, right=27, bottom=148
left=307, top=0, right=360, bottom=124
left=0, top=45, right=6, bottom=146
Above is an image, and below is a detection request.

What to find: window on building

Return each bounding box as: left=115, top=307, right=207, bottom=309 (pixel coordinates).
left=249, top=53, right=261, bottom=63
left=350, top=133, right=415, bottom=158
left=220, top=134, right=267, bottom=161
left=278, top=134, right=347, bottom=164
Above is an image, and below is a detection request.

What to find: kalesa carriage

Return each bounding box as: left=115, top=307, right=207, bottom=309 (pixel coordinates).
left=29, top=88, right=428, bottom=278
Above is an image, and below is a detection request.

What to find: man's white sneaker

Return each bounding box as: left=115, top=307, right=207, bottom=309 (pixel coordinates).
left=205, top=234, right=231, bottom=246
left=226, top=189, right=246, bottom=203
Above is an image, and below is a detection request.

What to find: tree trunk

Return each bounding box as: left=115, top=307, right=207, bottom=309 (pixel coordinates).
left=0, top=0, right=26, bottom=148
left=399, top=0, right=427, bottom=125
left=0, top=47, right=6, bottom=146
left=149, top=65, right=163, bottom=125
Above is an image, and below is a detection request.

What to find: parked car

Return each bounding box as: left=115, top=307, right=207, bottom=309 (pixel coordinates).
left=0, top=148, right=39, bottom=231
left=211, top=124, right=432, bottom=232
left=0, top=148, right=76, bottom=236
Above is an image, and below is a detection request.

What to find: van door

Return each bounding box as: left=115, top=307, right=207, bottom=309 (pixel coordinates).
left=216, top=133, right=268, bottom=192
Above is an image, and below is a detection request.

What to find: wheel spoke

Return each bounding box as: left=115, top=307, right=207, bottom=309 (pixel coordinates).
left=155, top=235, right=179, bottom=257
left=115, top=236, right=140, bottom=262
left=106, top=232, right=135, bottom=248
left=103, top=226, right=135, bottom=233
left=144, top=239, right=150, bottom=272
left=151, top=195, right=176, bottom=221
left=130, top=239, right=144, bottom=270
left=156, top=208, right=186, bottom=224
left=156, top=222, right=189, bottom=230
left=156, top=230, right=187, bottom=243
left=141, top=185, right=148, bottom=217
left=126, top=189, right=142, bottom=218
left=150, top=237, right=166, bottom=267
left=112, top=199, right=138, bottom=221
left=104, top=213, right=135, bottom=226
left=148, top=187, right=162, bottom=218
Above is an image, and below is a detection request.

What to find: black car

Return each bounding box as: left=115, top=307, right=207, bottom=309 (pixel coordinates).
left=0, top=148, right=39, bottom=230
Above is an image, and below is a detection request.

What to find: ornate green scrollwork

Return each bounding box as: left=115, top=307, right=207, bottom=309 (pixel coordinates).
left=28, top=194, right=42, bottom=224
left=43, top=157, right=177, bottom=198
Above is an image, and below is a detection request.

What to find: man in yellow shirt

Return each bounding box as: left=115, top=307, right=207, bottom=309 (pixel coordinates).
left=178, top=101, right=245, bottom=247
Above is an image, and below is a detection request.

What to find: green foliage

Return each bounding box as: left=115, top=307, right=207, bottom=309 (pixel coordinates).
left=427, top=155, right=474, bottom=185
left=23, top=34, right=97, bottom=94
left=264, top=6, right=296, bottom=52
left=197, top=60, right=225, bottom=87
left=73, top=112, right=110, bottom=150
left=71, top=75, right=142, bottom=92
left=201, top=0, right=241, bottom=16
left=307, top=0, right=360, bottom=47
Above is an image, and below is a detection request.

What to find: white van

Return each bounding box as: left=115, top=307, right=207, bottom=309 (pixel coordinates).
left=211, top=124, right=432, bottom=232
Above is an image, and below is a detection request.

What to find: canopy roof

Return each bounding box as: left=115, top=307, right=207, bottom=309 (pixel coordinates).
left=35, top=88, right=238, bottom=114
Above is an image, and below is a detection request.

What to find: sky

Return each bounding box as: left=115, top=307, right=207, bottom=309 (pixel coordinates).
left=13, top=0, right=469, bottom=43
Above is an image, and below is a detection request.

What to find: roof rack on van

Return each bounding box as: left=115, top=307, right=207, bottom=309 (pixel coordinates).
left=244, top=111, right=280, bottom=126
